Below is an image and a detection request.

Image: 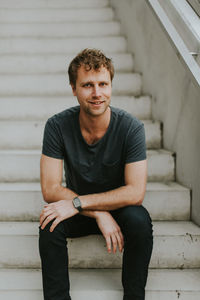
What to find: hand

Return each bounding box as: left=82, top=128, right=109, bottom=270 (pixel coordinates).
left=95, top=211, right=124, bottom=254
left=40, top=200, right=78, bottom=232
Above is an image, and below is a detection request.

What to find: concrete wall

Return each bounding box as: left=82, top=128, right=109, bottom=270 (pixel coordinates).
left=110, top=0, right=200, bottom=225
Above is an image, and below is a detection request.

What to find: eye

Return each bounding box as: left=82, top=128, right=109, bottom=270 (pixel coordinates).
left=83, top=83, right=92, bottom=87
left=100, top=82, right=107, bottom=86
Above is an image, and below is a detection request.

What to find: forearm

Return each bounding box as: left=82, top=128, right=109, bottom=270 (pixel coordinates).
left=80, top=184, right=144, bottom=211
left=41, top=184, right=105, bottom=218
left=42, top=184, right=77, bottom=203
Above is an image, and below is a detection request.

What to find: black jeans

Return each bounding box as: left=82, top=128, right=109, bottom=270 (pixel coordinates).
left=39, top=205, right=153, bottom=300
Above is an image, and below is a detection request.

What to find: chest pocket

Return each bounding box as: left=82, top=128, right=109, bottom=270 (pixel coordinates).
left=101, top=159, right=123, bottom=186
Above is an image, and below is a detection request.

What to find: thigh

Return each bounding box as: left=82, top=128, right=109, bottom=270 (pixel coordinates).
left=62, top=214, right=101, bottom=238
left=111, top=205, right=153, bottom=237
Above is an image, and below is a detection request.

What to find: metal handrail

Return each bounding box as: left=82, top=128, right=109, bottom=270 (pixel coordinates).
left=146, top=0, right=200, bottom=91
left=187, top=0, right=200, bottom=17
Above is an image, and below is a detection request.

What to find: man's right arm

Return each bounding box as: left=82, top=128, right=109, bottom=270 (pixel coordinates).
left=40, top=154, right=98, bottom=218
left=40, top=154, right=124, bottom=253
left=40, top=154, right=76, bottom=202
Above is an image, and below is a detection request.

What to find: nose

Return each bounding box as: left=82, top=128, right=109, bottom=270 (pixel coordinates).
left=92, top=84, right=101, bottom=98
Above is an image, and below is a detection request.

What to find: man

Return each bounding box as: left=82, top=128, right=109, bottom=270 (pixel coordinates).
left=39, top=48, right=153, bottom=300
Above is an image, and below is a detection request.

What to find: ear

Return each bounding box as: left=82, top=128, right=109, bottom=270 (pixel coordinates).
left=71, top=84, right=77, bottom=96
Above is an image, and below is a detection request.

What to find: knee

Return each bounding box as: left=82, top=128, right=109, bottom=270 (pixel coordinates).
left=119, top=206, right=153, bottom=239
left=39, top=220, right=66, bottom=250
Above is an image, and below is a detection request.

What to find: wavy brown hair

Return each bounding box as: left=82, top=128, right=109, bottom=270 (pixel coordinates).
left=68, top=48, right=114, bottom=87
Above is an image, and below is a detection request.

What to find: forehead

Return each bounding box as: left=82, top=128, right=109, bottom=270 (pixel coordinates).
left=76, top=65, right=111, bottom=82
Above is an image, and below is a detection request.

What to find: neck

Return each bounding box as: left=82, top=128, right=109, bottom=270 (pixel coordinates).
left=79, top=107, right=111, bottom=134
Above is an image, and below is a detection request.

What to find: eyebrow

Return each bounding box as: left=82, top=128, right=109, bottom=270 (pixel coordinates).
left=80, top=80, right=109, bottom=85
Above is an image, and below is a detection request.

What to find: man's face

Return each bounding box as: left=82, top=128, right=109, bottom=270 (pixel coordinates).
left=72, top=65, right=112, bottom=117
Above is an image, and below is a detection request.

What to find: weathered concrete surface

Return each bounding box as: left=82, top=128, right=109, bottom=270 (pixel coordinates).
left=0, top=149, right=175, bottom=182
left=0, top=269, right=200, bottom=300
left=110, top=0, right=200, bottom=226
left=0, top=221, right=200, bottom=269
left=0, top=182, right=190, bottom=221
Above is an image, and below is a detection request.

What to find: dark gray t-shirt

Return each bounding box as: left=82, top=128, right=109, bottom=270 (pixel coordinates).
left=42, top=106, right=146, bottom=195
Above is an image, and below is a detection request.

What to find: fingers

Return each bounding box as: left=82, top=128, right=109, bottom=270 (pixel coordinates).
left=105, top=235, right=112, bottom=253
left=40, top=213, right=57, bottom=230
left=50, top=218, right=61, bottom=232
left=116, top=231, right=124, bottom=252
left=105, top=230, right=124, bottom=254
left=40, top=206, right=53, bottom=226
left=40, top=204, right=57, bottom=230
left=110, top=234, right=118, bottom=254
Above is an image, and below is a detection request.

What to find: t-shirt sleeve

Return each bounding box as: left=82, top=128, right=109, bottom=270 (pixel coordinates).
left=125, top=123, right=147, bottom=163
left=42, top=118, right=64, bottom=159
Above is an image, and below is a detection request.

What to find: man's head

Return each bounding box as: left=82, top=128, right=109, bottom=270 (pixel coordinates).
left=68, top=49, right=114, bottom=118
left=68, top=48, right=114, bottom=88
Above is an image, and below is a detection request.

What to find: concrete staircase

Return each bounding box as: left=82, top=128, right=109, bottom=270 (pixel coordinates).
left=0, top=0, right=200, bottom=299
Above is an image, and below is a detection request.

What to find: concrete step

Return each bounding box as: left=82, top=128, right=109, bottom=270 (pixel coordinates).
left=0, top=96, right=152, bottom=120
left=0, top=0, right=109, bottom=9
left=0, top=120, right=161, bottom=150
left=0, top=53, right=134, bottom=73
left=0, top=73, right=141, bottom=96
left=0, top=221, right=199, bottom=268
left=0, top=22, right=121, bottom=38
left=0, top=8, right=114, bottom=23
left=0, top=149, right=175, bottom=182
left=0, top=268, right=200, bottom=300
left=0, top=182, right=190, bottom=221
left=0, top=37, right=127, bottom=54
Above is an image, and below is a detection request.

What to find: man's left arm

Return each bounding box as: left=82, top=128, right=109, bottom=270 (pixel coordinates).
left=79, top=159, right=147, bottom=211
left=40, top=159, right=147, bottom=232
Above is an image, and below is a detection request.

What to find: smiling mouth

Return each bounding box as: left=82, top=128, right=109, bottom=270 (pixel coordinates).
left=89, top=101, right=104, bottom=105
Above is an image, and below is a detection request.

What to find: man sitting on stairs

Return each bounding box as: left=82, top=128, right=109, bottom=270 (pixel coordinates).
left=39, top=48, right=153, bottom=300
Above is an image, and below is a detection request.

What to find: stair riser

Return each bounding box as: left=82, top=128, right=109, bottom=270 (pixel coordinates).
left=1, top=268, right=200, bottom=299
left=0, top=234, right=199, bottom=268
left=0, top=23, right=121, bottom=38
left=1, top=291, right=200, bottom=300
left=0, top=189, right=190, bottom=221
left=0, top=0, right=109, bottom=8
left=0, top=8, right=114, bottom=22
left=0, top=121, right=161, bottom=150
left=0, top=73, right=141, bottom=96
left=0, top=37, right=127, bottom=54
left=0, top=54, right=134, bottom=73
left=0, top=96, right=152, bottom=120
left=0, top=151, right=175, bottom=182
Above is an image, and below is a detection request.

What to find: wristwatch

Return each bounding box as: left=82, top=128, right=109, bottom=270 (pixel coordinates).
left=72, top=196, right=83, bottom=212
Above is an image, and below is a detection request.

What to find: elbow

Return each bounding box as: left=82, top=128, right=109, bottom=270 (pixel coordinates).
left=42, top=189, right=51, bottom=203
left=136, top=189, right=146, bottom=206
left=136, top=197, right=144, bottom=206
left=41, top=185, right=57, bottom=203
left=129, top=185, right=145, bottom=206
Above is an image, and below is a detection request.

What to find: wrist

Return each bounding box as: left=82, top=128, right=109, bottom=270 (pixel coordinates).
left=94, top=211, right=109, bottom=220
left=72, top=196, right=83, bottom=212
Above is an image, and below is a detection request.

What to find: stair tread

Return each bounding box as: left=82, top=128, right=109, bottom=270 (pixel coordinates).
left=0, top=0, right=109, bottom=9
left=0, top=119, right=161, bottom=150
left=0, top=36, right=127, bottom=54
left=0, top=221, right=199, bottom=236
left=0, top=72, right=141, bottom=96
left=0, top=8, right=114, bottom=23
left=0, top=53, right=134, bottom=73
left=0, top=22, right=121, bottom=38
left=0, top=181, right=189, bottom=192
left=0, top=148, right=173, bottom=155
left=0, top=95, right=152, bottom=120
left=0, top=268, right=200, bottom=291
left=0, top=181, right=191, bottom=222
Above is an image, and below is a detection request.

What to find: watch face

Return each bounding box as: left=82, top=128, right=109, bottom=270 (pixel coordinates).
left=74, top=198, right=80, bottom=208
left=73, top=197, right=82, bottom=211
